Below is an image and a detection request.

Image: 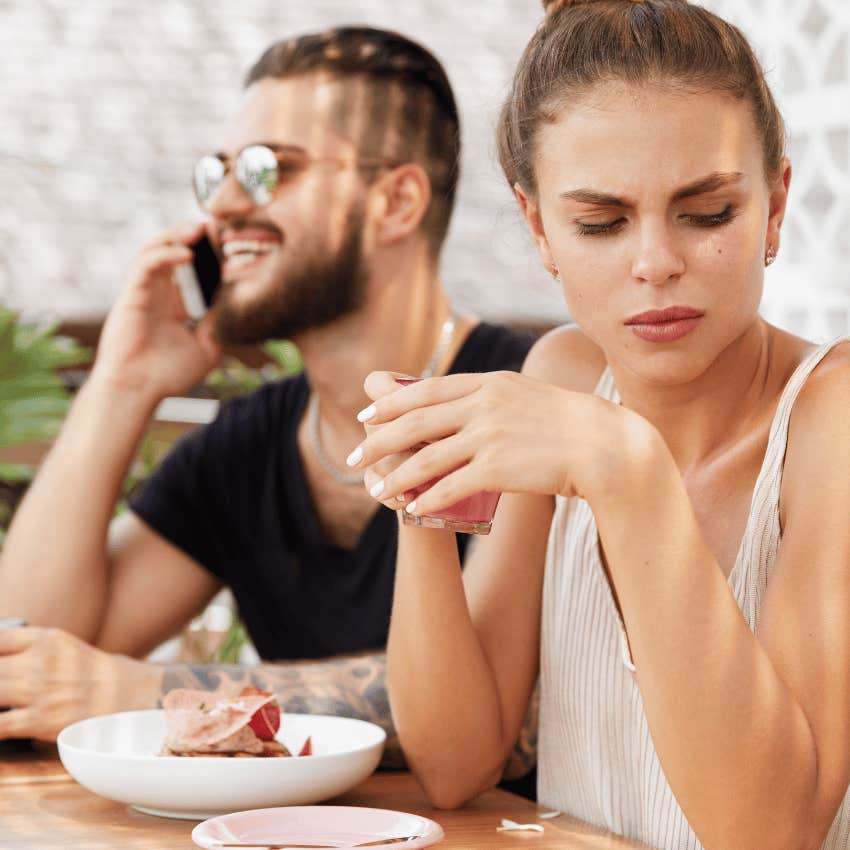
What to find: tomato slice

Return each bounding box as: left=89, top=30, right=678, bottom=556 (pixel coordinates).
left=298, top=736, right=312, bottom=757
left=239, top=686, right=281, bottom=740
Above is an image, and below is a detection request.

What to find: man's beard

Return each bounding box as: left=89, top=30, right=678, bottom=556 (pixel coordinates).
left=213, top=209, right=368, bottom=345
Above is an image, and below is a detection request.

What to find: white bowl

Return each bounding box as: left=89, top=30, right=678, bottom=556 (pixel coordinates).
left=57, top=710, right=386, bottom=819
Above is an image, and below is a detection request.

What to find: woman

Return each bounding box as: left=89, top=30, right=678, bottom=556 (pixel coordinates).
left=346, top=1, right=850, bottom=847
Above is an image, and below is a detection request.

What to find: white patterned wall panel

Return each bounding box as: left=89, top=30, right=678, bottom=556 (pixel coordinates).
left=1, top=1, right=847, bottom=335
left=703, top=0, right=850, bottom=339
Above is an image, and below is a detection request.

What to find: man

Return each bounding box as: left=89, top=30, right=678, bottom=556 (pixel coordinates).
left=0, top=26, right=535, bottom=778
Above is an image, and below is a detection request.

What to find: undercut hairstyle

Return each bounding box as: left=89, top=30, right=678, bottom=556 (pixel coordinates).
left=499, top=0, right=786, bottom=195
left=246, top=26, right=461, bottom=254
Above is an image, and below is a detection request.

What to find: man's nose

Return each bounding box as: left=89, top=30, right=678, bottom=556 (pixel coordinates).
left=206, top=171, right=256, bottom=221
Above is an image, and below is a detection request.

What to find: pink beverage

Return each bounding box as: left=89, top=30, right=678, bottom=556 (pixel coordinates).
left=395, top=378, right=501, bottom=535
left=401, top=483, right=500, bottom=535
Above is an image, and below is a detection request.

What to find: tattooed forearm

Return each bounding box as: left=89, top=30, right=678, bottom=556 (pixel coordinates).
left=159, top=651, right=406, bottom=769
left=502, top=680, right=539, bottom=781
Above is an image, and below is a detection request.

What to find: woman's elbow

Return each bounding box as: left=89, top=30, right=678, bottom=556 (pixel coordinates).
left=415, top=762, right=503, bottom=810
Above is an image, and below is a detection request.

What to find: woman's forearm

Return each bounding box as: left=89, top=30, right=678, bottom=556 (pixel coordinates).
left=592, top=448, right=819, bottom=850
left=387, top=523, right=507, bottom=807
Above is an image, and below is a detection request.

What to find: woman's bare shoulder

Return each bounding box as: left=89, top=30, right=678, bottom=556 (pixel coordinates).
left=522, top=323, right=608, bottom=393
left=791, top=339, right=850, bottom=417
left=781, top=340, right=850, bottom=511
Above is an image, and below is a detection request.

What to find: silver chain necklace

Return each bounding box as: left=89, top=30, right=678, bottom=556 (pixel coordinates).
left=307, top=312, right=459, bottom=486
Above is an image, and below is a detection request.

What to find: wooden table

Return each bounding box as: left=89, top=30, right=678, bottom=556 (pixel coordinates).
left=0, top=743, right=647, bottom=849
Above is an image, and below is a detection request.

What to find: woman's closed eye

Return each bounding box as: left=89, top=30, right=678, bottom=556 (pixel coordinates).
left=679, top=203, right=737, bottom=227
left=574, top=217, right=627, bottom=237
left=574, top=203, right=738, bottom=237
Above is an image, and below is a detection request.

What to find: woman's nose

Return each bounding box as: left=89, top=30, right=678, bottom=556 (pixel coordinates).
left=630, top=223, right=686, bottom=286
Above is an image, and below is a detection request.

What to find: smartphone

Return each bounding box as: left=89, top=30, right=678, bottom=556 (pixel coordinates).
left=174, top=233, right=221, bottom=321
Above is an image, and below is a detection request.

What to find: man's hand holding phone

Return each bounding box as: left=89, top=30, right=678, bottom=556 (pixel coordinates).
left=91, top=221, right=223, bottom=406
left=174, top=232, right=221, bottom=322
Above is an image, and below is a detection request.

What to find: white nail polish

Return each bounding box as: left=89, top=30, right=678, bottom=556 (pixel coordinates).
left=405, top=500, right=418, bottom=514
left=370, top=480, right=385, bottom=498
left=346, top=446, right=363, bottom=467
left=357, top=404, right=376, bottom=423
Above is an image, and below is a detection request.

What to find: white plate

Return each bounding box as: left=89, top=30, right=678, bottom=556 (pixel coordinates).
left=57, top=710, right=385, bottom=819
left=192, top=805, right=444, bottom=849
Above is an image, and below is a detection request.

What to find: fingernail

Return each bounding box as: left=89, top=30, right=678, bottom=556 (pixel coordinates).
left=346, top=446, right=363, bottom=467
left=357, top=404, right=376, bottom=423
left=394, top=377, right=420, bottom=387
left=405, top=500, right=418, bottom=514
left=370, top=480, right=385, bottom=499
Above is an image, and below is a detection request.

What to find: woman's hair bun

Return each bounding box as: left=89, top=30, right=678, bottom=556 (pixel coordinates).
left=543, top=0, right=585, bottom=12
left=543, top=0, right=687, bottom=15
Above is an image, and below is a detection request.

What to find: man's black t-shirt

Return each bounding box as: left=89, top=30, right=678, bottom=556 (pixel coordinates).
left=131, top=323, right=534, bottom=661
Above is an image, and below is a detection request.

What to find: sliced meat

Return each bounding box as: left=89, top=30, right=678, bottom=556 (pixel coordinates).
left=162, top=688, right=278, bottom=753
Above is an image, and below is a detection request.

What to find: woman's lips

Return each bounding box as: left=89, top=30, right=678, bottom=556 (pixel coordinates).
left=624, top=306, right=704, bottom=343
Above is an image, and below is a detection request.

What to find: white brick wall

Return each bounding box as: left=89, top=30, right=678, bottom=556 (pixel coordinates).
left=2, top=0, right=847, bottom=334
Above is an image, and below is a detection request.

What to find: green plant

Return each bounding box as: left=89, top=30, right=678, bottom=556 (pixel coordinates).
left=0, top=308, right=92, bottom=543
left=262, top=339, right=302, bottom=376
left=204, top=339, right=303, bottom=401
left=213, top=615, right=250, bottom=664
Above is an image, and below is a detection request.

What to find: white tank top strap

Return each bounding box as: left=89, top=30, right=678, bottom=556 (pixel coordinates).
left=592, top=365, right=620, bottom=403
left=737, top=335, right=850, bottom=629
left=760, top=336, right=850, bottom=475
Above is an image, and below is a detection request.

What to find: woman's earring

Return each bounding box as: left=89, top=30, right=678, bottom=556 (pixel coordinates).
left=765, top=246, right=777, bottom=267
left=551, top=264, right=561, bottom=281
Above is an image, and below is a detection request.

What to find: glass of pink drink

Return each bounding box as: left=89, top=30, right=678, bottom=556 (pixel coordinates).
left=394, top=378, right=501, bottom=535
left=401, top=485, right=501, bottom=535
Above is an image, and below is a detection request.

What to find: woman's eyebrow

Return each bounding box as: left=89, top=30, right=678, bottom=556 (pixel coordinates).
left=671, top=171, right=745, bottom=201
left=558, top=171, right=746, bottom=208
left=558, top=188, right=632, bottom=207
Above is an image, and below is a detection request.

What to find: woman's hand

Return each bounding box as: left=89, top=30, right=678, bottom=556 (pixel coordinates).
left=352, top=370, right=655, bottom=517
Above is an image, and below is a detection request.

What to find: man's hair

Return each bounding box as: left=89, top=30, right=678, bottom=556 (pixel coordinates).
left=246, top=27, right=461, bottom=253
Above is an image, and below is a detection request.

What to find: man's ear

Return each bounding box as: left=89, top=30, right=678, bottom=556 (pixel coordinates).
left=766, top=158, right=792, bottom=262
left=514, top=182, right=557, bottom=277
left=369, top=164, right=432, bottom=246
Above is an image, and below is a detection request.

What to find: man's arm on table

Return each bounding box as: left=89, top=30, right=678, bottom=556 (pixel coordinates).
left=160, top=653, right=404, bottom=767
left=159, top=656, right=539, bottom=775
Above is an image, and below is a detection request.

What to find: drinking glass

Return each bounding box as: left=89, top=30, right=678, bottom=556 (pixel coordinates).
left=401, top=486, right=501, bottom=535
left=394, top=379, right=500, bottom=535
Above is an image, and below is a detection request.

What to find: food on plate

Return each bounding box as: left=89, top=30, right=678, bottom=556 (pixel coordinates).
left=161, top=686, right=293, bottom=757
